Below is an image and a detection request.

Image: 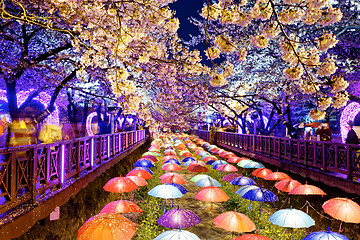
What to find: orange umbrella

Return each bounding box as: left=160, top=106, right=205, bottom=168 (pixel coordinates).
left=252, top=168, right=273, bottom=179
left=162, top=164, right=182, bottom=171
left=264, top=172, right=290, bottom=181
left=217, top=164, right=238, bottom=172
left=235, top=234, right=272, bottom=240
left=228, top=157, right=242, bottom=164
left=126, top=169, right=152, bottom=180
left=78, top=213, right=135, bottom=240
left=103, top=177, right=137, bottom=193
left=322, top=198, right=360, bottom=223
left=188, top=165, right=209, bottom=173
left=275, top=179, right=301, bottom=193
left=213, top=210, right=256, bottom=234
left=100, top=200, right=142, bottom=214
left=195, top=186, right=230, bottom=215
left=289, top=184, right=326, bottom=196
left=126, top=176, right=147, bottom=187
left=161, top=175, right=186, bottom=185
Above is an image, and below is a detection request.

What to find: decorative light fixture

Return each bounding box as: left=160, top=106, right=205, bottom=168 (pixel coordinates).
left=86, top=112, right=122, bottom=136
left=340, top=102, right=360, bottom=143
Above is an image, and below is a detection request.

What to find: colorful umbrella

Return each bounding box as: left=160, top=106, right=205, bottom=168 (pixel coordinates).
left=302, top=230, right=349, bottom=240
left=78, top=213, right=135, bottom=240
left=148, top=184, right=183, bottom=199
left=289, top=184, right=326, bottom=196
left=265, top=172, right=291, bottom=181
left=237, top=160, right=254, bottom=168
left=195, top=177, right=221, bottom=187
left=190, top=174, right=210, bottom=182
left=204, top=156, right=218, bottom=162
left=134, top=159, right=155, bottom=168
left=160, top=172, right=182, bottom=180
left=126, top=169, right=152, bottom=180
left=230, top=177, right=257, bottom=186
left=322, top=198, right=360, bottom=224
left=227, top=157, right=243, bottom=164
left=195, top=186, right=230, bottom=215
left=142, top=151, right=160, bottom=157
left=213, top=210, right=256, bottom=234
left=188, top=161, right=207, bottom=167
left=141, top=155, right=158, bottom=162
left=133, top=167, right=153, bottom=175
left=182, top=152, right=193, bottom=157
left=126, top=176, right=147, bottom=187
left=158, top=207, right=201, bottom=228
left=100, top=200, right=142, bottom=214
left=275, top=179, right=301, bottom=193
left=217, top=164, right=238, bottom=172
left=212, top=160, right=228, bottom=166
left=242, top=187, right=278, bottom=216
left=252, top=168, right=273, bottom=179
left=188, top=165, right=209, bottom=173
left=182, top=157, right=196, bottom=163
left=154, top=229, right=200, bottom=240
left=162, top=163, right=182, bottom=172
left=168, top=183, right=188, bottom=194
left=235, top=234, right=272, bottom=240
left=222, top=173, right=242, bottom=182
left=163, top=159, right=181, bottom=165
left=213, top=163, right=226, bottom=170
left=103, top=177, right=137, bottom=194
left=163, top=155, right=179, bottom=161
left=243, top=162, right=265, bottom=169
left=235, top=186, right=260, bottom=196
left=206, top=160, right=216, bottom=165
left=161, top=174, right=186, bottom=185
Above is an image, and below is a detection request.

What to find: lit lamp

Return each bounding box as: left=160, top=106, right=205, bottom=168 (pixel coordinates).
left=206, top=117, right=212, bottom=131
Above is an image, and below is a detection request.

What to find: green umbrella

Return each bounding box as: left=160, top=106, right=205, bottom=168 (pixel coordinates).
left=190, top=174, right=210, bottom=183
left=142, top=152, right=160, bottom=157
left=237, top=160, right=254, bottom=168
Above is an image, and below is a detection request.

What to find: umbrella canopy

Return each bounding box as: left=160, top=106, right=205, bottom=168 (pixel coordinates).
left=188, top=161, right=207, bottom=167
left=230, top=177, right=257, bottom=186
left=289, top=184, right=326, bottom=196
left=168, top=183, right=188, bottom=194
left=78, top=213, right=135, bottom=240
left=188, top=165, right=209, bottom=173
left=217, top=164, right=238, bottom=172
left=235, top=234, right=272, bottom=240
left=126, top=169, right=152, bottom=180
left=100, top=200, right=142, bottom=214
left=195, top=177, right=221, bottom=187
left=206, top=160, right=216, bottom=165
left=227, top=157, right=243, bottom=164
left=322, top=198, right=360, bottom=223
left=275, top=179, right=301, bottom=193
left=148, top=184, right=183, bottom=199
left=182, top=157, right=196, bottom=163
left=235, top=186, right=260, bottom=196
left=163, top=159, right=181, bottom=165
left=213, top=210, right=256, bottom=233
left=252, top=168, right=273, bottom=179
left=163, top=155, right=179, bottom=161
left=162, top=164, right=182, bottom=172
left=237, top=160, right=254, bottom=168
left=269, top=208, right=315, bottom=228
left=265, top=172, right=291, bottom=181
left=134, top=159, right=155, bottom=168
left=204, top=156, right=218, bottom=162
left=133, top=167, right=153, bottom=175
left=302, top=230, right=349, bottom=240
left=195, top=186, right=230, bottom=202
left=190, top=174, right=210, bottom=182
left=154, top=229, right=200, bottom=240
left=212, top=160, right=228, bottom=166
left=213, top=163, right=226, bottom=170
left=243, top=162, right=265, bottom=169
left=158, top=207, right=201, bottom=228
left=126, top=176, right=147, bottom=187
left=103, top=177, right=137, bottom=193
left=142, top=151, right=160, bottom=157
left=164, top=150, right=176, bottom=156
left=222, top=173, right=242, bottom=182
left=161, top=175, right=186, bottom=185
left=160, top=172, right=182, bottom=180
left=141, top=155, right=158, bottom=162
left=242, top=187, right=279, bottom=203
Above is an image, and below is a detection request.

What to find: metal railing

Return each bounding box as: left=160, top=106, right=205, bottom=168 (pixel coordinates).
left=0, top=130, right=146, bottom=215
left=192, top=130, right=360, bottom=181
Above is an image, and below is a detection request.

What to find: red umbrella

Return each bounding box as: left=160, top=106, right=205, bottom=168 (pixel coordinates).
left=126, top=176, right=147, bottom=187
left=188, top=165, right=209, bottom=173
left=163, top=155, right=179, bottom=161
left=217, top=164, right=238, bottom=172
left=78, top=213, right=135, bottom=240
left=195, top=186, right=230, bottom=215
left=141, top=155, right=158, bottom=162
left=161, top=175, right=186, bottom=185
left=264, top=172, right=290, bottom=181
left=165, top=150, right=176, bottom=156
left=162, top=164, right=182, bottom=171
left=228, top=157, right=242, bottom=164
left=126, top=169, right=152, bottom=180
left=188, top=161, right=206, bottom=167
left=275, top=179, right=301, bottom=193
left=160, top=172, right=182, bottom=180
left=103, top=177, right=137, bottom=193
left=289, top=184, right=326, bottom=196
left=203, top=156, right=218, bottom=162
left=322, top=198, right=360, bottom=223
left=213, top=210, right=256, bottom=233
left=182, top=152, right=193, bottom=157
left=100, top=200, right=142, bottom=214
left=235, top=234, right=272, bottom=240
left=223, top=152, right=236, bottom=159
left=252, top=168, right=273, bottom=179
left=222, top=173, right=242, bottom=182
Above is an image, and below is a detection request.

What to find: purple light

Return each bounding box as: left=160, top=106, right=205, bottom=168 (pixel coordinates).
left=60, top=144, right=65, bottom=183
left=340, top=102, right=360, bottom=143
left=0, top=90, right=59, bottom=125
left=86, top=112, right=122, bottom=136
left=90, top=138, right=94, bottom=166
left=107, top=136, right=110, bottom=158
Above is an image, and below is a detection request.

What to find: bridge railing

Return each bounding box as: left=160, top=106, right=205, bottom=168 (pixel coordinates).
left=0, top=130, right=146, bottom=215
left=192, top=130, right=360, bottom=181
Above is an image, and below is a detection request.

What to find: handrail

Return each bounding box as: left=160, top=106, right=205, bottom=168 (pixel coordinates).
left=0, top=130, right=146, bottom=215
left=191, top=130, right=360, bottom=181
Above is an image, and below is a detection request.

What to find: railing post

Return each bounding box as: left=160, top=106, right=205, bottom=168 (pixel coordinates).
left=289, top=139, right=293, bottom=163
left=278, top=139, right=282, bottom=160
left=322, top=143, right=327, bottom=171
left=304, top=141, right=308, bottom=167
left=346, top=145, right=352, bottom=180
left=112, top=134, right=116, bottom=157
left=334, top=144, right=338, bottom=169
left=76, top=142, right=80, bottom=178
left=59, top=143, right=65, bottom=187
left=32, top=148, right=38, bottom=198
left=90, top=138, right=95, bottom=168
left=252, top=135, right=256, bottom=152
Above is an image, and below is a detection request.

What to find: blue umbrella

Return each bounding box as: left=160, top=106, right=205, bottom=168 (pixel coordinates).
left=230, top=177, right=256, bottom=186
left=206, top=160, right=216, bottom=165
left=195, top=177, right=221, bottom=187
left=133, top=167, right=153, bottom=175
left=269, top=207, right=315, bottom=239
left=134, top=159, right=155, bottom=168
left=182, top=157, right=196, bottom=163
left=212, top=163, right=226, bottom=170
left=148, top=184, right=184, bottom=212
left=243, top=162, right=265, bottom=169
left=154, top=229, right=200, bottom=240
left=211, top=160, right=228, bottom=166
left=235, top=185, right=260, bottom=196
left=168, top=183, right=188, bottom=194
left=303, top=229, right=349, bottom=240
left=243, top=187, right=278, bottom=217
left=164, top=160, right=181, bottom=165
left=198, top=151, right=210, bottom=157
left=183, top=161, right=193, bottom=166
